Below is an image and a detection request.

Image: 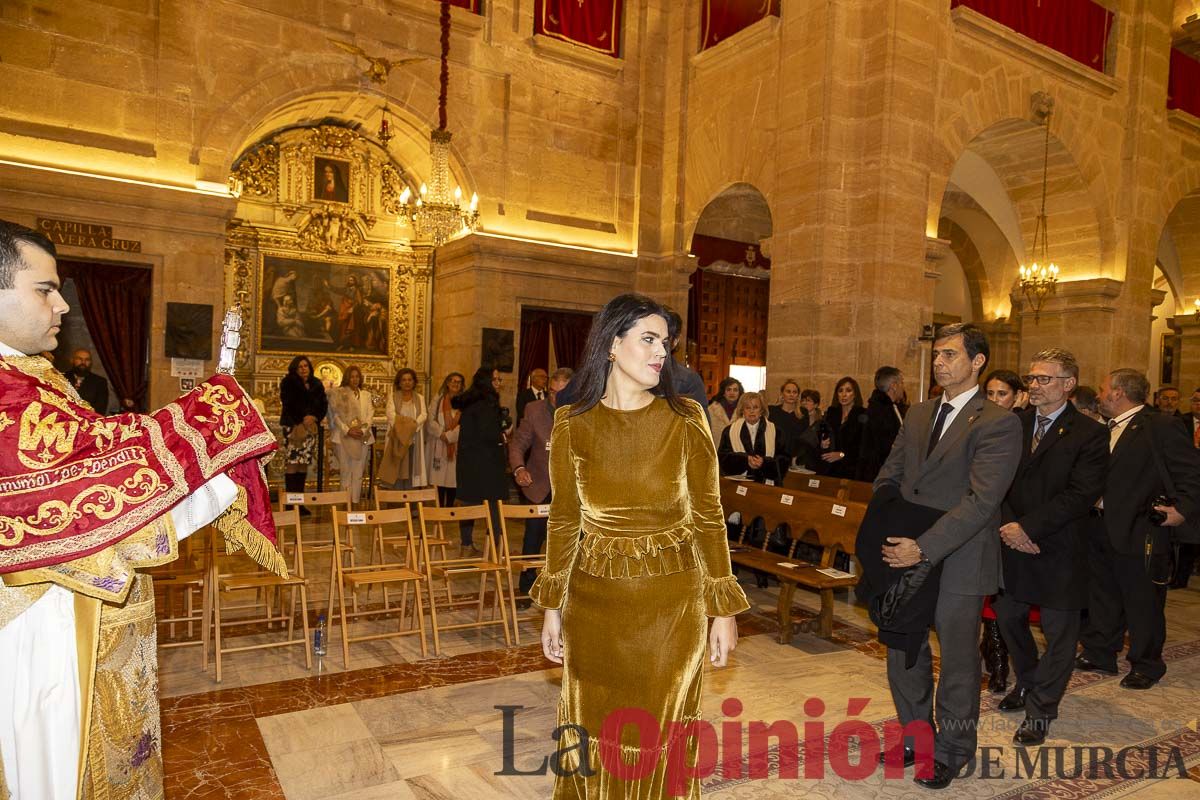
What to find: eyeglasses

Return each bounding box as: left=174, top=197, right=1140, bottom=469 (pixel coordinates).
left=1022, top=375, right=1070, bottom=386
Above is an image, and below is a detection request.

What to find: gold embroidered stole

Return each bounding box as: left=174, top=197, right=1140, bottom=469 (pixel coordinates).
left=0, top=357, right=170, bottom=800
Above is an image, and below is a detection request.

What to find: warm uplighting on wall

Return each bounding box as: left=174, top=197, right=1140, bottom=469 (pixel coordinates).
left=1193, top=298, right=1200, bottom=317
left=0, top=159, right=238, bottom=198
left=473, top=230, right=637, bottom=258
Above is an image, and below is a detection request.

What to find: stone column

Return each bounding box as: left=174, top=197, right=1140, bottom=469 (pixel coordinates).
left=1173, top=315, right=1200, bottom=395
left=766, top=0, right=939, bottom=396
left=1010, top=278, right=1122, bottom=386
left=977, top=319, right=1021, bottom=374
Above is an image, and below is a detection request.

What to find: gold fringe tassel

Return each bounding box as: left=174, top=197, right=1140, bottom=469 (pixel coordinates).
left=212, top=486, right=290, bottom=579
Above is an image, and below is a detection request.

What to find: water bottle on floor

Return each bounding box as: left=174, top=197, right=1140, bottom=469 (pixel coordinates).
left=314, top=613, right=328, bottom=658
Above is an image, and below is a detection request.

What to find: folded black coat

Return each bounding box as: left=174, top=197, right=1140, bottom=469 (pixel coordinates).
left=855, top=483, right=947, bottom=667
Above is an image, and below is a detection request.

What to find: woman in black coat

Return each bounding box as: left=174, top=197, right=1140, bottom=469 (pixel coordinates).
left=818, top=376, right=865, bottom=479
left=451, top=366, right=510, bottom=554
left=279, top=354, right=328, bottom=500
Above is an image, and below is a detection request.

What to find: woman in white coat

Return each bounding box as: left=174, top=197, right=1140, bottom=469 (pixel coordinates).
left=425, top=371, right=464, bottom=508
left=383, top=367, right=427, bottom=488
left=328, top=365, right=376, bottom=505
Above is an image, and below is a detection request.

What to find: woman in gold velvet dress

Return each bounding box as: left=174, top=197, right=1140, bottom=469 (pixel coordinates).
left=531, top=294, right=750, bottom=799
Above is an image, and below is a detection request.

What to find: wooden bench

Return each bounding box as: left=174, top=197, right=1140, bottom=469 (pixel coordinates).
left=780, top=471, right=874, bottom=503
left=721, top=478, right=868, bottom=642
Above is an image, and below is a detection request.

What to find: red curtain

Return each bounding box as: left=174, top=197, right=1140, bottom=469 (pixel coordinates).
left=518, top=314, right=551, bottom=389
left=549, top=313, right=591, bottom=371
left=690, top=233, right=771, bottom=270
left=700, top=0, right=781, bottom=51
left=534, top=0, right=623, bottom=57
left=58, top=260, right=151, bottom=411
left=442, top=0, right=481, bottom=13
left=519, top=308, right=594, bottom=384
left=1169, top=48, right=1200, bottom=117
left=950, top=0, right=1113, bottom=72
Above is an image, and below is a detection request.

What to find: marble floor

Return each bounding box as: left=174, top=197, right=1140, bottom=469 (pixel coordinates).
left=157, top=522, right=1200, bottom=799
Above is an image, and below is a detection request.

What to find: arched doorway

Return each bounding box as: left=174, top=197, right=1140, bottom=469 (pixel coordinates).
left=686, top=183, right=773, bottom=399
left=1156, top=190, right=1200, bottom=394
left=935, top=113, right=1107, bottom=382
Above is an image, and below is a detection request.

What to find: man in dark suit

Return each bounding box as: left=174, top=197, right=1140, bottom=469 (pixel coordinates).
left=874, top=323, right=1023, bottom=789
left=1172, top=387, right=1200, bottom=588
left=515, top=368, right=548, bottom=423
left=992, top=348, right=1108, bottom=745
left=63, top=348, right=108, bottom=412
left=858, top=365, right=906, bottom=482
left=508, top=367, right=572, bottom=598
left=1155, top=385, right=1181, bottom=416
left=1077, top=369, right=1200, bottom=689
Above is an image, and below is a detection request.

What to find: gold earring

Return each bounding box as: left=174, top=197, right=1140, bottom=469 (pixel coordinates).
left=607, top=353, right=616, bottom=362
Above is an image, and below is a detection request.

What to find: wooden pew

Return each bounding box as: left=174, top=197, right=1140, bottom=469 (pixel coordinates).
left=780, top=470, right=874, bottom=503
left=721, top=478, right=868, bottom=642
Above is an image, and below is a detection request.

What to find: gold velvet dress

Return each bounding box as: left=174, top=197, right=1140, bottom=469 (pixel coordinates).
left=529, top=397, right=750, bottom=799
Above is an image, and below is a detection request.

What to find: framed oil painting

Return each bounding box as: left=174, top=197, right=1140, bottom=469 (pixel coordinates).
left=313, top=157, right=350, bottom=203
left=260, top=254, right=390, bottom=356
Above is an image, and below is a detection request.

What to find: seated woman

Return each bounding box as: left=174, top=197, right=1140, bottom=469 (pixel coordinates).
left=718, top=390, right=790, bottom=483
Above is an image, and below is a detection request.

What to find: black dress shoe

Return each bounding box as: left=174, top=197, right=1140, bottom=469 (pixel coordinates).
left=913, top=760, right=954, bottom=790
left=1074, top=655, right=1118, bottom=675
left=1013, top=716, right=1051, bottom=746
left=877, top=744, right=915, bottom=767
left=1119, top=671, right=1159, bottom=690
left=998, top=686, right=1029, bottom=712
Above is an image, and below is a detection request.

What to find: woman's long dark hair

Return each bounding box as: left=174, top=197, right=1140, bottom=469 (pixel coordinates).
left=984, top=369, right=1024, bottom=395
left=710, top=377, right=744, bottom=406
left=452, top=367, right=498, bottom=410
left=284, top=355, right=314, bottom=384
left=829, top=376, right=864, bottom=411
left=569, top=293, right=687, bottom=417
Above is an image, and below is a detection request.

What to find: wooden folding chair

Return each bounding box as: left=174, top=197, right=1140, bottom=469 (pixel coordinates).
left=330, top=508, right=428, bottom=667
left=277, top=489, right=354, bottom=616
left=418, top=502, right=513, bottom=656
left=373, top=487, right=447, bottom=563
left=208, top=508, right=312, bottom=683
left=149, top=527, right=208, bottom=654
left=496, top=501, right=549, bottom=645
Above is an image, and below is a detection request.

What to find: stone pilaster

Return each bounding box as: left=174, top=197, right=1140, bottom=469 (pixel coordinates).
left=1172, top=315, right=1200, bottom=396
left=1010, top=278, right=1123, bottom=386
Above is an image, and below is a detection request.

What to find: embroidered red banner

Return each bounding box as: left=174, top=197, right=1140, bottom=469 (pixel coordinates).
left=0, top=363, right=279, bottom=574
left=534, top=0, right=624, bottom=58
left=1169, top=48, right=1200, bottom=118
left=700, top=0, right=781, bottom=52
left=950, top=0, right=1113, bottom=73
left=443, top=0, right=481, bottom=13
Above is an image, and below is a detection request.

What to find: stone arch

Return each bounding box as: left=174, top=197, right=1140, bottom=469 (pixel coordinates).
left=681, top=82, right=778, bottom=251
left=221, top=87, right=479, bottom=202
left=936, top=217, right=990, bottom=322
left=690, top=182, right=773, bottom=248
left=195, top=56, right=450, bottom=181
left=1152, top=161, right=1200, bottom=248
left=931, top=118, right=1108, bottom=312
left=928, top=66, right=1116, bottom=278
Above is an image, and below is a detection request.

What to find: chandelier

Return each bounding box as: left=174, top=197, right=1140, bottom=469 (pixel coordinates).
left=397, top=0, right=480, bottom=246
left=1018, top=97, right=1059, bottom=323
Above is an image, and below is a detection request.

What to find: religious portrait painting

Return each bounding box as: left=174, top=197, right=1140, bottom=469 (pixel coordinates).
left=313, top=157, right=351, bottom=203
left=260, top=254, right=390, bottom=356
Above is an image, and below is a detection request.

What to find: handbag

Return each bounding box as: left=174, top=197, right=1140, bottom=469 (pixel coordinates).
left=766, top=523, right=791, bottom=555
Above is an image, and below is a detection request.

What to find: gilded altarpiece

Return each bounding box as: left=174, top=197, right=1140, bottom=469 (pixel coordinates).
left=223, top=124, right=434, bottom=427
